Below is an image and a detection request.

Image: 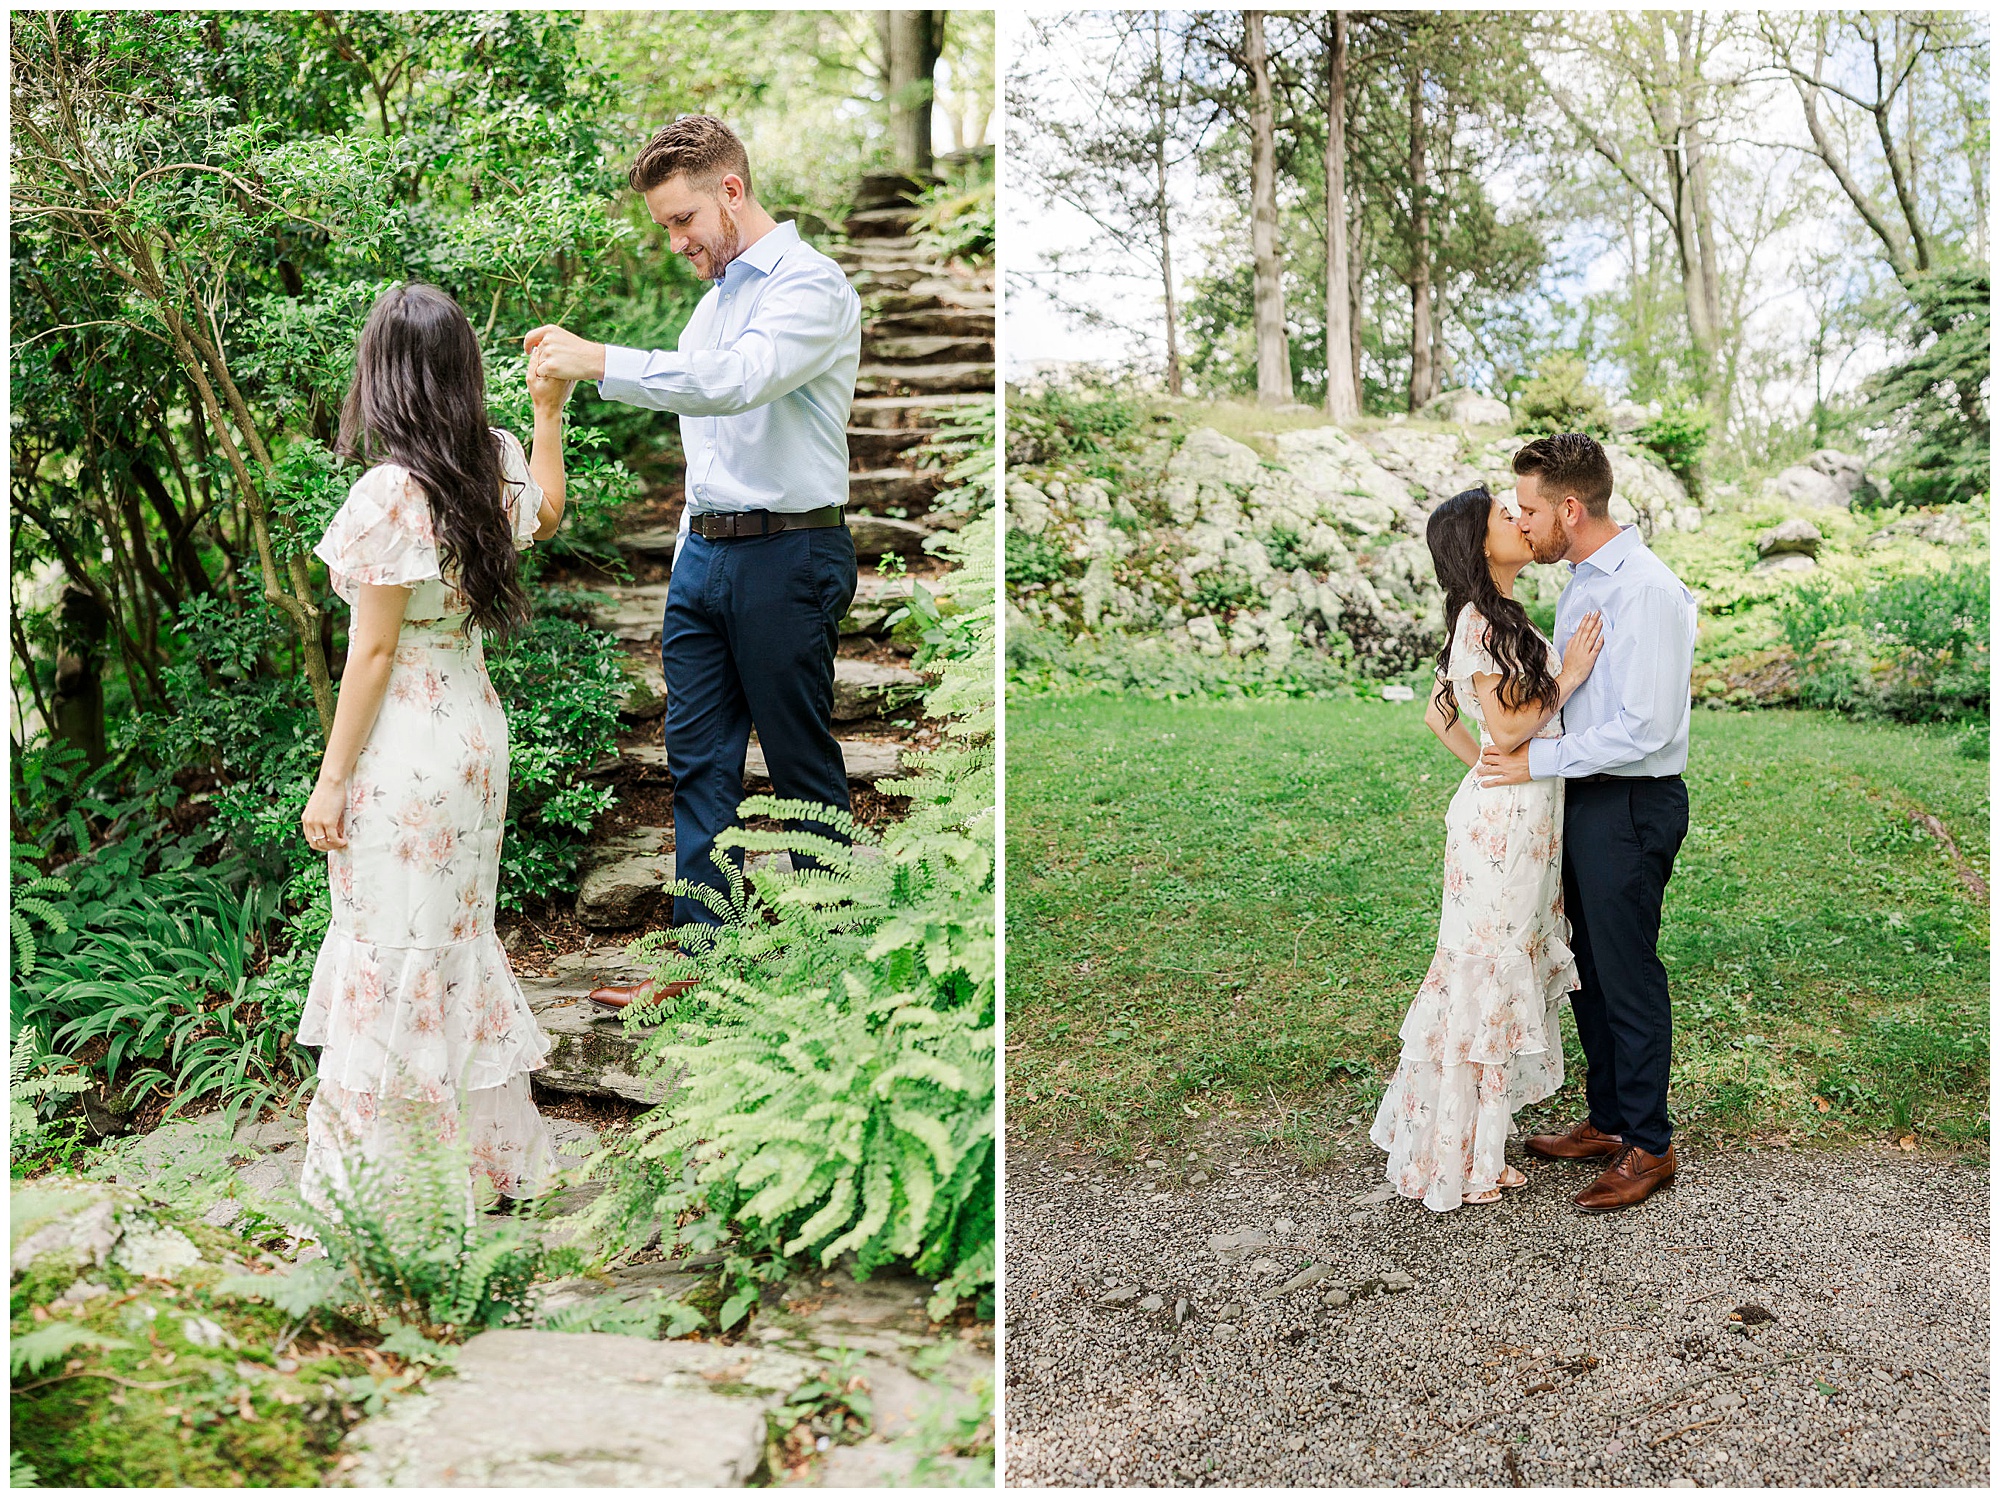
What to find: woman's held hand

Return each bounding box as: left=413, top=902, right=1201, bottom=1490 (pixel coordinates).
left=302, top=777, right=349, bottom=852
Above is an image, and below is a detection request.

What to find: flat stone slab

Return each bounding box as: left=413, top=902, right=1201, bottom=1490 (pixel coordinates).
left=339, top=1330, right=817, bottom=1487
left=848, top=393, right=992, bottom=427
left=857, top=361, right=996, bottom=396
left=520, top=977, right=667, bottom=1106
left=848, top=513, right=934, bottom=557
left=834, top=659, right=925, bottom=721
left=611, top=738, right=903, bottom=784
left=588, top=581, right=673, bottom=640
left=575, top=829, right=674, bottom=930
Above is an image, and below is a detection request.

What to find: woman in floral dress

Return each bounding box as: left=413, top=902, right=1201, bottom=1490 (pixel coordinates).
left=297, top=283, right=571, bottom=1212
left=1370, top=484, right=1604, bottom=1211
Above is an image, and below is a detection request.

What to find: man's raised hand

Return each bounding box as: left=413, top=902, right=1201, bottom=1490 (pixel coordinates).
left=524, top=325, right=608, bottom=384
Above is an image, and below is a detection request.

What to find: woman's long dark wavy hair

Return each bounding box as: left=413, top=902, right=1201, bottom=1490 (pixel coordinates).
left=336, top=283, right=532, bottom=641
left=1426, top=484, right=1559, bottom=731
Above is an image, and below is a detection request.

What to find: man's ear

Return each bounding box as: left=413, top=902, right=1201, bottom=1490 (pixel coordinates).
left=719, top=172, right=746, bottom=208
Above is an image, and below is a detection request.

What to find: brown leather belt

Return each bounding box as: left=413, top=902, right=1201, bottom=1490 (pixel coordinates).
left=687, top=505, right=845, bottom=540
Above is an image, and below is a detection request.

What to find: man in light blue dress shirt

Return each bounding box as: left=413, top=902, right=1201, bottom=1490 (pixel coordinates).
left=1477, top=433, right=1698, bottom=1212
left=525, top=116, right=862, bottom=966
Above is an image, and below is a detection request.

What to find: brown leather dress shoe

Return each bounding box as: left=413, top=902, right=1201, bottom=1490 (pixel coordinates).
left=587, top=977, right=699, bottom=1012
left=1524, top=1120, right=1626, bottom=1160
left=1573, top=1143, right=1678, bottom=1212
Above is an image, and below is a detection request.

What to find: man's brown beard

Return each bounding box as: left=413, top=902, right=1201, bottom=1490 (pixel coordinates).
left=1528, top=511, right=1570, bottom=565
left=698, top=200, right=742, bottom=280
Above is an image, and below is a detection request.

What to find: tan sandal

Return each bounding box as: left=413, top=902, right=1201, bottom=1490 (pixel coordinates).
left=1498, top=1165, right=1528, bottom=1190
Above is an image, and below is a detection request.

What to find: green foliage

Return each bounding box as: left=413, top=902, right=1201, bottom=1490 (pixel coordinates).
left=1633, top=390, right=1712, bottom=491
left=915, top=395, right=998, bottom=519
left=910, top=164, right=996, bottom=268
left=578, top=506, right=997, bottom=1321
left=1779, top=563, right=1989, bottom=722
left=21, top=867, right=296, bottom=1136
left=1006, top=384, right=1150, bottom=480
left=1867, top=268, right=1991, bottom=508
left=482, top=612, right=628, bottom=907
left=1004, top=532, right=1072, bottom=587
left=1188, top=563, right=1257, bottom=617
left=9, top=1027, right=93, bottom=1160
left=1512, top=354, right=1611, bottom=437
left=10, top=1324, right=133, bottom=1379
left=271, top=1111, right=552, bottom=1343
left=1008, top=621, right=1364, bottom=703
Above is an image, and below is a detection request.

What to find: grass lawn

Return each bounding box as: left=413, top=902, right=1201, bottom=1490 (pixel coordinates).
left=1004, top=694, right=1989, bottom=1161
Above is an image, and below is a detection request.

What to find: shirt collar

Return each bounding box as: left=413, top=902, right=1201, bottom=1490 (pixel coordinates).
left=726, top=219, right=797, bottom=284
left=1575, top=523, right=1643, bottom=576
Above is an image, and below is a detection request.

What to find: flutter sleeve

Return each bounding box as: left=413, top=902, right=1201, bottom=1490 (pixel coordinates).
left=494, top=427, right=545, bottom=549
left=313, top=464, right=441, bottom=606
left=1442, top=603, right=1502, bottom=728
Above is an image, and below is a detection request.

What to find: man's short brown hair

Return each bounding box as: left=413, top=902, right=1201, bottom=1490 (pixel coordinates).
left=1512, top=433, right=1615, bottom=518
left=628, top=115, right=753, bottom=197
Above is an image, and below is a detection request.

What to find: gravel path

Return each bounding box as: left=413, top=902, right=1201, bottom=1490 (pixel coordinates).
left=1003, top=1140, right=1988, bottom=1487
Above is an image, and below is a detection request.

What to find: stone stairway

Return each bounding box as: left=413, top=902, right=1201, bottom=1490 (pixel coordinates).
left=516, top=170, right=992, bottom=1106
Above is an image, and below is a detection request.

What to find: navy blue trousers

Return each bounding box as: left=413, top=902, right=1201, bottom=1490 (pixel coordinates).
left=660, top=526, right=857, bottom=926
left=1560, top=776, right=1689, bottom=1158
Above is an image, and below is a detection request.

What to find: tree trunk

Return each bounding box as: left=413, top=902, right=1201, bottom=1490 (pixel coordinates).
left=1245, top=11, right=1292, bottom=404
left=1322, top=13, right=1358, bottom=421
left=884, top=11, right=941, bottom=178
left=1153, top=13, right=1184, bottom=396
left=1407, top=59, right=1433, bottom=412
left=51, top=583, right=108, bottom=769
left=1348, top=182, right=1366, bottom=411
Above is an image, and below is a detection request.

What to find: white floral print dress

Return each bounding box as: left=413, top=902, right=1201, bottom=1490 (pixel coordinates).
left=1369, top=603, right=1581, bottom=1211
left=298, top=428, right=555, bottom=1210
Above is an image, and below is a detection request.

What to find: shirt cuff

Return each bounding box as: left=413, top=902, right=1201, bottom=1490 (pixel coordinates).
left=596, top=343, right=663, bottom=405
left=1526, top=737, right=1561, bottom=780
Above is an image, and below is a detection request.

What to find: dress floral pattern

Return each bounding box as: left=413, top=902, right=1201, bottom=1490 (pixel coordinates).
left=299, top=428, right=555, bottom=1210
left=1369, top=603, right=1581, bottom=1211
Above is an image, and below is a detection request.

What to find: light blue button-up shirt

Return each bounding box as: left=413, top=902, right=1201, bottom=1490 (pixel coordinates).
left=1527, top=524, right=1698, bottom=780
left=595, top=220, right=861, bottom=551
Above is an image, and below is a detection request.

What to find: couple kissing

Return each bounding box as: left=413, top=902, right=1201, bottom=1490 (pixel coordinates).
left=1372, top=432, right=1699, bottom=1215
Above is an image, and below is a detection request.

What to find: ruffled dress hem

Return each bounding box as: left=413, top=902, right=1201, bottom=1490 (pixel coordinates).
left=1370, top=937, right=1580, bottom=1214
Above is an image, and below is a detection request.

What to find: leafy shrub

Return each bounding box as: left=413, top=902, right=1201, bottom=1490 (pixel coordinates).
left=1007, top=620, right=1363, bottom=701
left=1005, top=530, right=1071, bottom=586
left=1006, top=384, right=1149, bottom=476
left=910, top=162, right=995, bottom=267
left=1780, top=562, right=1989, bottom=721
left=1188, top=564, right=1257, bottom=616
left=1634, top=390, right=1711, bottom=491
left=15, top=859, right=300, bottom=1136
left=1513, top=354, right=1611, bottom=437
left=482, top=612, right=628, bottom=908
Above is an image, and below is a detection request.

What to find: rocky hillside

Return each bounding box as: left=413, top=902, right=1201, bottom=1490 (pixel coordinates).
left=1009, top=395, right=1986, bottom=710
left=1009, top=402, right=1696, bottom=679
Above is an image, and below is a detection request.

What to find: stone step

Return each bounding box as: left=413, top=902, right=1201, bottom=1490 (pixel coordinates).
left=832, top=658, right=926, bottom=720
left=610, top=506, right=946, bottom=557
left=848, top=469, right=943, bottom=513
left=592, top=581, right=675, bottom=641
left=866, top=307, right=994, bottom=339
left=846, top=424, right=928, bottom=466
left=585, top=569, right=930, bottom=650
left=852, top=169, right=929, bottom=211
left=857, top=362, right=995, bottom=396
left=844, top=205, right=921, bottom=238
left=866, top=333, right=994, bottom=365
left=340, top=1329, right=820, bottom=1487
left=869, top=286, right=995, bottom=316
left=609, top=738, right=904, bottom=783
left=849, top=393, right=992, bottom=429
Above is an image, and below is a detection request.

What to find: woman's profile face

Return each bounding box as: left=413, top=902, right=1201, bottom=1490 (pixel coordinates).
left=1485, top=493, right=1534, bottom=569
